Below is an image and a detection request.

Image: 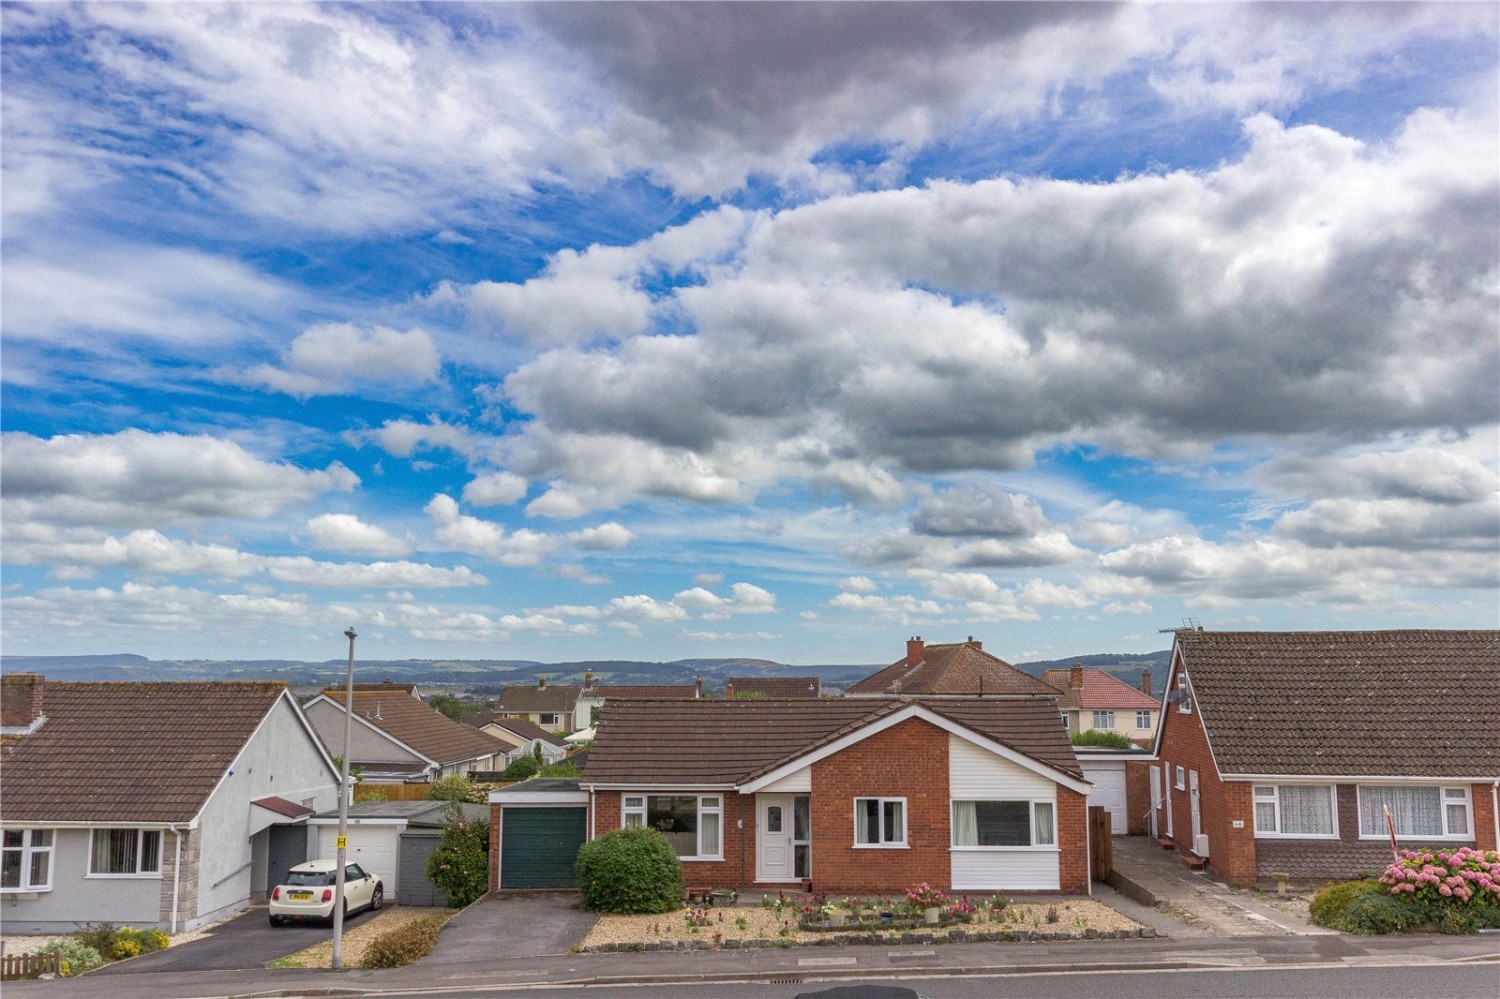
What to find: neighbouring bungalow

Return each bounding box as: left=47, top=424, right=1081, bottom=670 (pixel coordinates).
left=302, top=686, right=508, bottom=783
left=0, top=674, right=339, bottom=933
left=726, top=676, right=822, bottom=699
left=845, top=636, right=1060, bottom=698
left=489, top=696, right=1093, bottom=895
left=1152, top=629, right=1500, bottom=886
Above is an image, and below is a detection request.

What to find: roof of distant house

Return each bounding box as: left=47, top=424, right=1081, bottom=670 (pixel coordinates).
left=728, top=676, right=822, bottom=698
left=584, top=684, right=700, bottom=700
left=2, top=679, right=306, bottom=823
left=1172, top=630, right=1500, bottom=777
left=314, top=689, right=507, bottom=766
left=1041, top=669, right=1158, bottom=711
left=495, top=683, right=582, bottom=714
left=846, top=638, right=1057, bottom=697
left=479, top=715, right=567, bottom=746
left=586, top=696, right=1082, bottom=785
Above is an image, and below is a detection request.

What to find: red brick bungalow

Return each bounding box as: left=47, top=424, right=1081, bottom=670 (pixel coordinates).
left=1151, top=629, right=1500, bottom=887
left=569, top=697, right=1094, bottom=895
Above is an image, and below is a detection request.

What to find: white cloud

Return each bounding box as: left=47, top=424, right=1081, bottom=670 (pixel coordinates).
left=424, top=494, right=559, bottom=566
left=839, top=575, right=878, bottom=593
left=607, top=594, right=689, bottom=623
left=1, top=430, right=357, bottom=528
left=693, top=572, right=725, bottom=587
left=672, top=582, right=777, bottom=619
left=462, top=472, right=529, bottom=507
left=367, top=418, right=483, bottom=461
left=305, top=513, right=412, bottom=556
left=236, top=323, right=441, bottom=399
left=570, top=522, right=638, bottom=551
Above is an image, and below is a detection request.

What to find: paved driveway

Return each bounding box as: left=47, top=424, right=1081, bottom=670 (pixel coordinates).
left=419, top=891, right=596, bottom=966
left=88, top=903, right=384, bottom=974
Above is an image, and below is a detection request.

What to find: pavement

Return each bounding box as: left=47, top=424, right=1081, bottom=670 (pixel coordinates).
left=6, top=841, right=1497, bottom=997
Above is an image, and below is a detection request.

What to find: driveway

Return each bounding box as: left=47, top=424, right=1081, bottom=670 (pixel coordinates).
left=419, top=891, right=596, bottom=966
left=88, top=902, right=384, bottom=974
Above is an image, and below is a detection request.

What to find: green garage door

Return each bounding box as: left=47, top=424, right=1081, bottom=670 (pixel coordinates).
left=501, top=807, right=587, bottom=888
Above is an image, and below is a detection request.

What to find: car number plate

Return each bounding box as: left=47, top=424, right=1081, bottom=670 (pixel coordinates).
left=290, top=890, right=313, bottom=900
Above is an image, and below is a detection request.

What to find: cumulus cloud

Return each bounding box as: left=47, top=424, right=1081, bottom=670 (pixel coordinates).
left=462, top=471, right=529, bottom=507
left=1, top=430, right=358, bottom=528
left=365, top=418, right=483, bottom=461
left=235, top=323, right=441, bottom=399
left=424, top=495, right=559, bottom=566
left=911, top=484, right=1048, bottom=537
left=304, top=513, right=413, bottom=557
left=571, top=522, right=638, bottom=551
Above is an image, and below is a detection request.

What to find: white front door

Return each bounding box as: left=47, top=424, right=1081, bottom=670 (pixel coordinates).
left=757, top=795, right=795, bottom=881
left=1189, top=770, right=1202, bottom=840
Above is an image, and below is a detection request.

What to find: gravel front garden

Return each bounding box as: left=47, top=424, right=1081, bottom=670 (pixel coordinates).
left=580, top=895, right=1145, bottom=951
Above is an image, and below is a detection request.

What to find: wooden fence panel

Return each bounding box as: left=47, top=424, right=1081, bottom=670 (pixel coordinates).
left=1088, top=805, right=1114, bottom=881
left=2, top=951, right=61, bottom=980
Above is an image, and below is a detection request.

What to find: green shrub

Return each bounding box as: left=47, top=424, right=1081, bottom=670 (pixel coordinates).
left=75, top=921, right=120, bottom=957
left=1309, top=880, right=1378, bottom=926
left=540, top=760, right=579, bottom=778
left=501, top=754, right=540, bottom=780
left=1309, top=880, right=1419, bottom=935
left=426, top=802, right=489, bottom=907
left=575, top=827, right=682, bottom=914
left=40, top=939, right=103, bottom=976
left=426, top=773, right=474, bottom=801
left=359, top=916, right=445, bottom=968
left=1070, top=729, right=1135, bottom=749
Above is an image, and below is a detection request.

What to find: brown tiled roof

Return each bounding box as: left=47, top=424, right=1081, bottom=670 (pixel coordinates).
left=327, top=690, right=507, bottom=766
left=1, top=680, right=290, bottom=823
left=1176, top=630, right=1500, bottom=777
left=1040, top=670, right=1158, bottom=711
left=585, top=697, right=1081, bottom=785
left=495, top=684, right=581, bottom=714
left=253, top=795, right=315, bottom=819
left=846, top=641, right=1057, bottom=696
left=585, top=684, right=699, bottom=700
left=481, top=716, right=567, bottom=747
left=729, top=676, right=822, bottom=698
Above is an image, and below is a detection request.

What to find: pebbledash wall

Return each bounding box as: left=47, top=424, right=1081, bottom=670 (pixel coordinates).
left=587, top=717, right=1089, bottom=893
left=1155, top=659, right=1497, bottom=887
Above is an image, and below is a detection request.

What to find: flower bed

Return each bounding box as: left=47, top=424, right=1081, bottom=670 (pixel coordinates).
left=1376, top=847, right=1500, bottom=933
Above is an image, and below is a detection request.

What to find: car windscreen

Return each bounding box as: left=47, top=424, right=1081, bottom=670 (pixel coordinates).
left=284, top=871, right=335, bottom=886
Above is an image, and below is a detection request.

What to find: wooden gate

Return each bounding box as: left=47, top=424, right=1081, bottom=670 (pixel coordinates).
left=1089, top=805, right=1114, bottom=881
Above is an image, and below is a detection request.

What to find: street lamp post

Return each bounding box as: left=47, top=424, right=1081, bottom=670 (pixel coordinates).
left=331, top=627, right=356, bottom=969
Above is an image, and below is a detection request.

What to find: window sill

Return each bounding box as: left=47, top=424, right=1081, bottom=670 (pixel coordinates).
left=678, top=856, right=725, bottom=863
left=1252, top=833, right=1340, bottom=841
left=950, top=846, right=1060, bottom=853
left=853, top=843, right=908, bottom=850
left=1357, top=834, right=1472, bottom=843
left=84, top=873, right=164, bottom=880
left=0, top=888, right=50, bottom=896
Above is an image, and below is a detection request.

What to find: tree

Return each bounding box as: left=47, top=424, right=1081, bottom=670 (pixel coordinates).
left=426, top=773, right=474, bottom=801
left=429, top=693, right=465, bottom=721
left=501, top=754, right=540, bottom=780
left=426, top=802, right=489, bottom=907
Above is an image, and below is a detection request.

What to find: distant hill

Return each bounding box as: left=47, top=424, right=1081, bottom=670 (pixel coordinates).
left=1, top=649, right=1172, bottom=695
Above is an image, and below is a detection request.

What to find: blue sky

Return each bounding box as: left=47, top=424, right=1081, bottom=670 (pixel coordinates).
left=3, top=3, right=1497, bottom=666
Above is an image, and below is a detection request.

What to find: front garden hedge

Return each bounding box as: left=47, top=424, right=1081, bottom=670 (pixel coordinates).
left=1311, top=847, right=1500, bottom=935
left=575, top=827, right=682, bottom=914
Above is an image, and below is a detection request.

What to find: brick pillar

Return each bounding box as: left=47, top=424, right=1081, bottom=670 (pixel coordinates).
left=1058, top=787, right=1089, bottom=891
left=1473, top=783, right=1499, bottom=852
left=489, top=805, right=501, bottom=892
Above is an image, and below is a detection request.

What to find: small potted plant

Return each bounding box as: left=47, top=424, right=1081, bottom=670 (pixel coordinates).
left=906, top=881, right=948, bottom=924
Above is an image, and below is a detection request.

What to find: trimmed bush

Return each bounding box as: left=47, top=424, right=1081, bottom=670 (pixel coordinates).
left=1309, top=880, right=1379, bottom=926
left=426, top=773, right=474, bottom=801
left=359, top=916, right=446, bottom=968
left=501, top=755, right=540, bottom=780
left=40, top=939, right=103, bottom=976
left=1070, top=729, right=1135, bottom=749
left=1309, top=880, right=1418, bottom=934
left=575, top=827, right=683, bottom=914
left=426, top=802, right=490, bottom=907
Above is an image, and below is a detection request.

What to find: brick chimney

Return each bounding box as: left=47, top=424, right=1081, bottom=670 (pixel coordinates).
left=726, top=682, right=735, bottom=699
left=1141, top=668, right=1152, bottom=697
left=583, top=669, right=594, bottom=690
left=538, top=676, right=547, bottom=690
left=1070, top=663, right=1084, bottom=689
left=1, top=673, right=44, bottom=730
left=694, top=676, right=703, bottom=698
left=966, top=635, right=982, bottom=650
left=906, top=636, right=924, bottom=666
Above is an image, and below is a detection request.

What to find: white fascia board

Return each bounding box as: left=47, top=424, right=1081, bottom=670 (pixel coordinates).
left=1, top=820, right=189, bottom=830
left=489, top=791, right=591, bottom=805
left=579, top=783, right=736, bottom=792
left=738, top=703, right=1093, bottom=796
left=1224, top=773, right=1499, bottom=783
left=307, top=816, right=409, bottom=828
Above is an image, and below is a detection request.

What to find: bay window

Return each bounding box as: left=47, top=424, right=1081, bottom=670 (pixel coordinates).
left=89, top=828, right=162, bottom=876
left=1358, top=786, right=1472, bottom=840
left=854, top=797, right=906, bottom=847
left=622, top=794, right=722, bottom=859
left=1, top=829, right=54, bottom=892
left=1252, top=785, right=1335, bottom=837
left=952, top=800, right=1056, bottom=848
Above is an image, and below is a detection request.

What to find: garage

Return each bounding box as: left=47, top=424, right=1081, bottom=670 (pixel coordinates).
left=1081, top=760, right=1127, bottom=834
left=311, top=800, right=488, bottom=903
left=491, top=779, right=589, bottom=889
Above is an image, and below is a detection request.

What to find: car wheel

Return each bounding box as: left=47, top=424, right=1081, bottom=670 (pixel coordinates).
left=370, top=885, right=383, bottom=912
left=269, top=914, right=285, bottom=927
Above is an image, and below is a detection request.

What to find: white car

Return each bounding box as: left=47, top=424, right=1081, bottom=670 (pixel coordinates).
left=269, top=859, right=383, bottom=926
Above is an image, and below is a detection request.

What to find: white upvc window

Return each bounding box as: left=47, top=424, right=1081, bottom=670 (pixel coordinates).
left=1176, top=673, right=1192, bottom=713
left=1, top=829, right=54, bottom=892
left=1092, top=710, right=1115, bottom=729
left=854, top=797, right=907, bottom=848
left=538, top=713, right=558, bottom=727
left=1357, top=786, right=1473, bottom=841
left=89, top=828, right=162, bottom=877
left=1252, top=785, right=1337, bottom=838
left=1136, top=709, right=1152, bottom=730
left=1175, top=766, right=1186, bottom=791
left=951, top=800, right=1056, bottom=849
left=621, top=794, right=723, bottom=860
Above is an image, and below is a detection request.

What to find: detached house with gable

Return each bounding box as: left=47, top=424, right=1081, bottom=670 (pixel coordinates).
left=302, top=683, right=507, bottom=783
left=1152, top=630, right=1500, bottom=886
left=1, top=674, right=339, bottom=933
